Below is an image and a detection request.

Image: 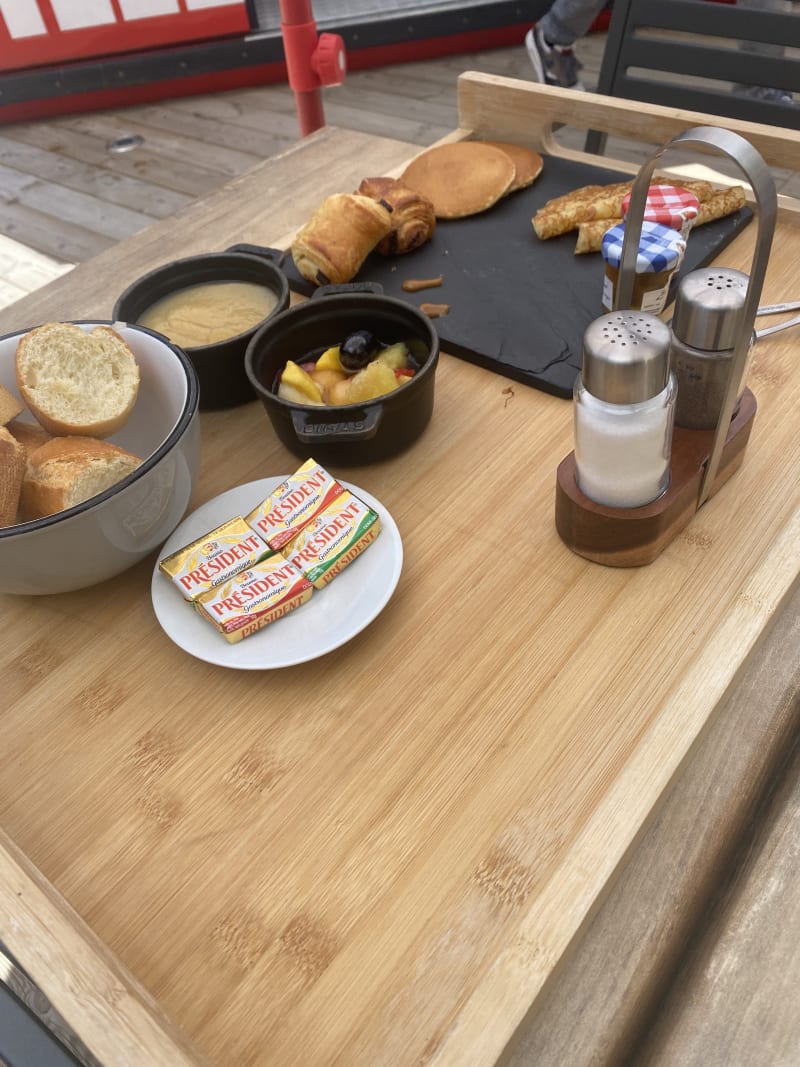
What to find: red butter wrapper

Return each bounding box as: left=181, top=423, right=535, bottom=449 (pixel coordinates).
left=246, top=458, right=344, bottom=551
left=159, top=516, right=273, bottom=601
left=196, top=555, right=312, bottom=643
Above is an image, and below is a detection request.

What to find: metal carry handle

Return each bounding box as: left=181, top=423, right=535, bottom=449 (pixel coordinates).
left=615, top=126, right=777, bottom=506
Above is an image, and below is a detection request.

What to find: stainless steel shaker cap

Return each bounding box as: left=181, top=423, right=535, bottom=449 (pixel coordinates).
left=671, top=267, right=749, bottom=350
left=582, top=311, right=672, bottom=404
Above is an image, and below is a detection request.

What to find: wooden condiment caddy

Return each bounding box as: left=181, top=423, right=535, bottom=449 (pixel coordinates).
left=555, top=126, right=776, bottom=567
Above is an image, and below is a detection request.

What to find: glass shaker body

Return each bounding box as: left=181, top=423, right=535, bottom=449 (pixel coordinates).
left=573, top=311, right=677, bottom=510
left=670, top=329, right=754, bottom=430
left=574, top=374, right=677, bottom=508
left=670, top=268, right=752, bottom=430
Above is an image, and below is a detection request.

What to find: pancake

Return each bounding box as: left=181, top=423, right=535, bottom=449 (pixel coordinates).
left=401, top=142, right=517, bottom=219
left=484, top=141, right=544, bottom=192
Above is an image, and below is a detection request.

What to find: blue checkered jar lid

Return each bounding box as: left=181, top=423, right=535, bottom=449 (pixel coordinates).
left=601, top=220, right=685, bottom=273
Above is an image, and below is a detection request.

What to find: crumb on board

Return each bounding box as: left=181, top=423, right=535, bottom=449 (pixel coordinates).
left=402, top=276, right=443, bottom=292
left=420, top=302, right=450, bottom=318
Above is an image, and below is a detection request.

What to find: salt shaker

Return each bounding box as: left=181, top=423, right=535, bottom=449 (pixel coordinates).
left=574, top=311, right=676, bottom=508
left=670, top=267, right=754, bottom=430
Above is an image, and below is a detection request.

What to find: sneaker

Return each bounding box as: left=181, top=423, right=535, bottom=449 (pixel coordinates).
left=525, top=25, right=586, bottom=91
left=732, top=84, right=795, bottom=106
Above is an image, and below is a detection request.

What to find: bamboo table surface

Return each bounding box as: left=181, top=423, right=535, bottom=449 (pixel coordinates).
left=1, top=77, right=799, bottom=1067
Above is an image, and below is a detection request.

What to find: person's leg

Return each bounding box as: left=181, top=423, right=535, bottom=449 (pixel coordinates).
left=538, top=0, right=609, bottom=45
left=526, top=0, right=609, bottom=90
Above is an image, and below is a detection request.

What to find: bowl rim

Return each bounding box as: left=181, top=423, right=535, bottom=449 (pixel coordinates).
left=0, top=319, right=200, bottom=540
left=112, top=250, right=291, bottom=352
left=243, top=290, right=440, bottom=411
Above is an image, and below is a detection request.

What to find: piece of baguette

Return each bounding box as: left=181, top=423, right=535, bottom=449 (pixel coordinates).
left=20, top=436, right=142, bottom=520
left=0, top=385, right=24, bottom=426
left=5, top=417, right=52, bottom=458
left=15, top=322, right=140, bottom=438
left=0, top=425, right=26, bottom=526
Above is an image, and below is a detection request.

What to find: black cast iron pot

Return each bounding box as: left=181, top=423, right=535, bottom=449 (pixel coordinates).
left=113, top=245, right=290, bottom=410
left=244, top=285, right=439, bottom=464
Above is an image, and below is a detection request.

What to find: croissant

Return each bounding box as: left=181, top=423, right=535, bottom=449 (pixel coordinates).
left=291, top=193, right=393, bottom=287
left=357, top=177, right=436, bottom=256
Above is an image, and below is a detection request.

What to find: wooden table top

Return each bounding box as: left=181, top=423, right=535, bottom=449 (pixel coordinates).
left=1, top=77, right=799, bottom=1067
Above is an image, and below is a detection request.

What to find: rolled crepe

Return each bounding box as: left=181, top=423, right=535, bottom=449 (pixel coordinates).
left=533, top=175, right=716, bottom=241
left=694, top=184, right=747, bottom=225
left=574, top=218, right=622, bottom=255
left=573, top=184, right=746, bottom=254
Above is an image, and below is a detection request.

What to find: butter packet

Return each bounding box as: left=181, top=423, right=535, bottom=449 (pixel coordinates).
left=159, top=516, right=273, bottom=601
left=282, top=490, right=381, bottom=589
left=196, top=555, right=312, bottom=643
left=246, top=458, right=344, bottom=551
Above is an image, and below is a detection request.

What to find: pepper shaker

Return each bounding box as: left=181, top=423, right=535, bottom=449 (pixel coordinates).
left=669, top=268, right=754, bottom=430
left=574, top=311, right=676, bottom=509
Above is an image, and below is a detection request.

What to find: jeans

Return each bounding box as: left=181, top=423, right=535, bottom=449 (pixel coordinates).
left=532, top=0, right=610, bottom=47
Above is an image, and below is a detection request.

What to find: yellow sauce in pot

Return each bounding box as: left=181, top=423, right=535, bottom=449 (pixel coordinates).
left=139, top=280, right=277, bottom=348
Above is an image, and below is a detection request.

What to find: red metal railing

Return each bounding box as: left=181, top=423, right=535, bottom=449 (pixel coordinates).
left=279, top=0, right=346, bottom=136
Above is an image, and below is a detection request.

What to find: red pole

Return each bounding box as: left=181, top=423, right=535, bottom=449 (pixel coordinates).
left=279, top=0, right=346, bottom=137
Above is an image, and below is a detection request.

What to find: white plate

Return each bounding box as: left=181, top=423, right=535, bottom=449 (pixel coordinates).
left=151, top=477, right=402, bottom=669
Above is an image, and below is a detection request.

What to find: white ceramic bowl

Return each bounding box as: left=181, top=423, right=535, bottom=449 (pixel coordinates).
left=0, top=321, right=200, bottom=595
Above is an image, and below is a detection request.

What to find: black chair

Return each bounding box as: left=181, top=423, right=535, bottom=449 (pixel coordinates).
left=586, top=0, right=800, bottom=153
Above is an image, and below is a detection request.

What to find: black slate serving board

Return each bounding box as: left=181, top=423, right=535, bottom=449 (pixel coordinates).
left=284, top=155, right=753, bottom=399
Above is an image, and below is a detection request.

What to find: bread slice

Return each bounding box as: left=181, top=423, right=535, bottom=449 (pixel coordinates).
left=0, top=384, right=24, bottom=426
left=5, top=417, right=52, bottom=458
left=21, top=436, right=142, bottom=520
left=0, top=425, right=26, bottom=526
left=15, top=322, right=140, bottom=437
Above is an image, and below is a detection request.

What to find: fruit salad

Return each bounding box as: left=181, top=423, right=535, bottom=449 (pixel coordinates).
left=276, top=330, right=419, bottom=406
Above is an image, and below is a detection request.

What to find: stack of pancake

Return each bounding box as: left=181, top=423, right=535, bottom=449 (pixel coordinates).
left=401, top=141, right=545, bottom=219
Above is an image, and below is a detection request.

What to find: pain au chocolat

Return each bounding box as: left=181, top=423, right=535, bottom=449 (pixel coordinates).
left=291, top=193, right=393, bottom=286
left=356, top=176, right=436, bottom=255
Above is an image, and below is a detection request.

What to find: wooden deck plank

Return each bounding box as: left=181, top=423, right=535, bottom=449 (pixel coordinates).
left=0, top=199, right=114, bottom=263
left=635, top=716, right=800, bottom=1066
left=120, top=103, right=300, bottom=156
left=327, top=87, right=457, bottom=130
left=4, top=123, right=233, bottom=198
left=0, top=162, right=38, bottom=198
left=3, top=172, right=157, bottom=241
left=58, top=113, right=263, bottom=178
left=0, top=134, right=193, bottom=218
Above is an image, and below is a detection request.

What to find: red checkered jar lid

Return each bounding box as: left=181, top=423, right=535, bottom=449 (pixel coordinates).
left=622, top=184, right=700, bottom=232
